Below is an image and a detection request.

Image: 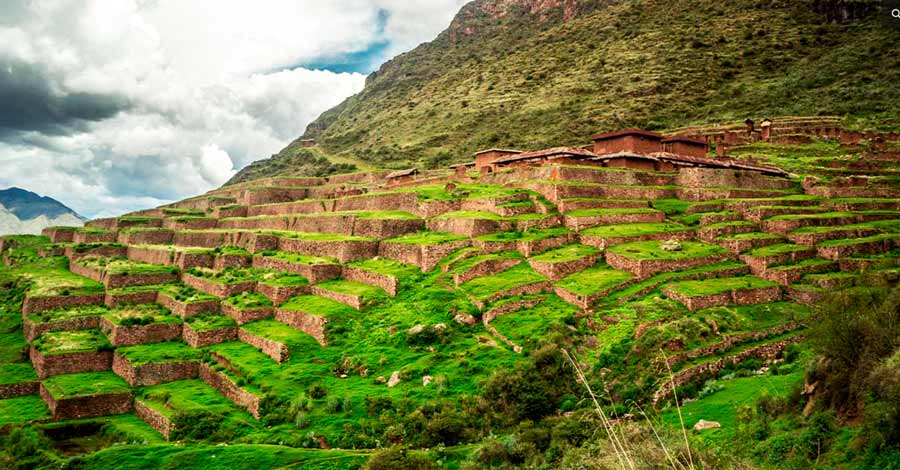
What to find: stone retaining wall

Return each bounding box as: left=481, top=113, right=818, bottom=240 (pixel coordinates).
left=221, top=303, right=273, bottom=325
left=675, top=168, right=794, bottom=190
left=558, top=199, right=650, bottom=212
left=251, top=256, right=341, bottom=284
left=100, top=317, right=183, bottom=346
left=22, top=293, right=105, bottom=316
left=473, top=281, right=552, bottom=310
left=112, top=353, right=198, bottom=386
left=162, top=218, right=218, bottom=231
left=759, top=261, right=837, bottom=286
left=528, top=253, right=602, bottom=282
left=699, top=212, right=741, bottom=226
left=157, top=295, right=219, bottom=320
left=378, top=239, right=471, bottom=272
left=452, top=259, right=522, bottom=286
left=23, top=316, right=101, bottom=342
left=255, top=282, right=310, bottom=306
left=739, top=247, right=816, bottom=273
left=65, top=245, right=128, bottom=260
left=606, top=252, right=734, bottom=279
left=42, top=227, right=77, bottom=243
left=117, top=229, right=174, bottom=245
left=31, top=347, right=112, bottom=379
left=40, top=383, right=132, bottom=420
left=105, top=290, right=160, bottom=308
left=662, top=285, right=782, bottom=311
left=134, top=400, right=174, bottom=441
left=563, top=211, right=665, bottom=231
left=715, top=236, right=783, bottom=254
left=653, top=336, right=804, bottom=403
left=580, top=229, right=695, bottom=251
left=342, top=266, right=400, bottom=296
left=277, top=238, right=379, bottom=263
left=274, top=309, right=327, bottom=346
left=817, top=237, right=899, bottom=260
left=199, top=362, right=260, bottom=419
left=213, top=205, right=249, bottom=219
left=787, top=227, right=879, bottom=246
left=0, top=380, right=39, bottom=399
left=426, top=218, right=511, bottom=238
left=663, top=323, right=800, bottom=368
left=238, top=329, right=290, bottom=363
left=310, top=286, right=364, bottom=310
left=182, top=323, right=237, bottom=348
left=181, top=274, right=257, bottom=298
left=73, top=231, right=118, bottom=244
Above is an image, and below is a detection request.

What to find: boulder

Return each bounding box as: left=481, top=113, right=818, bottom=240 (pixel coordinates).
left=422, top=375, right=433, bottom=387
left=387, top=371, right=401, bottom=387
left=661, top=239, right=683, bottom=252
left=454, top=313, right=477, bottom=326
left=693, top=419, right=721, bottom=431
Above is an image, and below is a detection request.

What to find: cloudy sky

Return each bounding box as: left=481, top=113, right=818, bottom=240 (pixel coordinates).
left=0, top=0, right=469, bottom=218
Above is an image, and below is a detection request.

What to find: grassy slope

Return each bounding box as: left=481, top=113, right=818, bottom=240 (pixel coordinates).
left=236, top=0, right=899, bottom=179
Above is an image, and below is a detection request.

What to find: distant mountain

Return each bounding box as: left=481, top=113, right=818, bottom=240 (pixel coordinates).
left=233, top=0, right=898, bottom=181
left=0, top=188, right=85, bottom=235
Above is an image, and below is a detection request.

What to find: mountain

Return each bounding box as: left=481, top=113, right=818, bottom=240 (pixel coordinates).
left=230, top=0, right=898, bottom=182
left=0, top=187, right=85, bottom=235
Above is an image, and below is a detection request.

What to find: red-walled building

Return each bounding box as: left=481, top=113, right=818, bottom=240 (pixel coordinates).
left=474, top=149, right=523, bottom=174
left=591, top=129, right=663, bottom=155
left=661, top=137, right=709, bottom=158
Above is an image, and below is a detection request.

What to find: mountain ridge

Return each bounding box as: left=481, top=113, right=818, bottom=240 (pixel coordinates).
left=0, top=187, right=85, bottom=235
left=228, top=0, right=898, bottom=184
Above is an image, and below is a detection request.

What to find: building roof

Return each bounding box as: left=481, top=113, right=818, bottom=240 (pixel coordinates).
left=386, top=168, right=418, bottom=179
left=661, top=136, right=708, bottom=146
left=649, top=152, right=789, bottom=176
left=591, top=128, right=664, bottom=142
left=473, top=148, right=523, bottom=156
left=492, top=146, right=597, bottom=165
left=590, top=151, right=660, bottom=162
left=449, top=161, right=476, bottom=168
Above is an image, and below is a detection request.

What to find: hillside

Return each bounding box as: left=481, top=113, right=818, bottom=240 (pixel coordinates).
left=230, top=0, right=899, bottom=182
left=0, top=188, right=85, bottom=235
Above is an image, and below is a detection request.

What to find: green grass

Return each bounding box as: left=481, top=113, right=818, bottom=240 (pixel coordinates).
left=717, top=232, right=783, bottom=241
left=314, top=280, right=387, bottom=301
left=433, top=210, right=504, bottom=221
left=529, top=244, right=599, bottom=263
left=104, top=304, right=181, bottom=326
left=766, top=258, right=834, bottom=271
left=18, top=256, right=105, bottom=297
left=475, top=226, right=570, bottom=243
left=652, top=199, right=692, bottom=215
left=580, top=222, right=691, bottom=238
left=384, top=231, right=468, bottom=245
left=818, top=233, right=900, bottom=247
left=491, top=295, right=581, bottom=347
left=745, top=243, right=813, bottom=257
left=0, top=395, right=50, bottom=426
left=26, top=304, right=109, bottom=324
left=279, top=295, right=356, bottom=317
left=185, top=268, right=260, bottom=284
left=0, top=362, right=38, bottom=385
left=185, top=314, right=237, bottom=332
left=139, top=379, right=256, bottom=426
left=158, top=284, right=220, bottom=304
left=41, top=371, right=131, bottom=399
left=607, top=241, right=728, bottom=261
left=347, top=258, right=420, bottom=278
left=664, top=276, right=779, bottom=296
left=608, top=261, right=749, bottom=302
left=255, top=271, right=310, bottom=287
left=115, top=342, right=200, bottom=366
left=565, top=207, right=661, bottom=217
left=447, top=252, right=523, bottom=275
left=261, top=231, right=375, bottom=242
left=258, top=250, right=339, bottom=266
left=460, top=263, right=547, bottom=301
left=555, top=265, right=634, bottom=296
left=32, top=329, right=112, bottom=355
left=224, top=292, right=274, bottom=310
left=74, top=256, right=178, bottom=276
left=242, top=320, right=321, bottom=348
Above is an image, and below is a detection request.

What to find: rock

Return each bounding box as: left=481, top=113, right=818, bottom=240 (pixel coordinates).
left=434, top=323, right=447, bottom=331
left=387, top=371, right=401, bottom=387
left=422, top=375, right=433, bottom=386
left=661, top=239, right=683, bottom=252
left=454, top=313, right=477, bottom=326
left=693, top=419, right=721, bottom=431
left=388, top=326, right=398, bottom=334
left=408, top=324, right=425, bottom=335
left=375, top=376, right=386, bottom=384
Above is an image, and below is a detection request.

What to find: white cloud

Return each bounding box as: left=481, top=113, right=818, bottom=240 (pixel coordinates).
left=0, top=0, right=467, bottom=217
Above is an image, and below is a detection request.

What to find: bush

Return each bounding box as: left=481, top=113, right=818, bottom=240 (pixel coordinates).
left=365, top=447, right=434, bottom=470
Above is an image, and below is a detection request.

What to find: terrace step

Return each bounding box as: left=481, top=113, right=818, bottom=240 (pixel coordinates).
left=816, top=234, right=900, bottom=260
left=557, top=198, right=650, bottom=213
left=251, top=252, right=341, bottom=284
left=698, top=211, right=741, bottom=226
left=742, top=205, right=828, bottom=223
left=459, top=263, right=552, bottom=310
left=605, top=241, right=734, bottom=280
left=697, top=221, right=757, bottom=242
left=111, top=342, right=200, bottom=386
left=757, top=258, right=838, bottom=287
left=310, top=280, right=387, bottom=310
left=39, top=371, right=133, bottom=420
left=553, top=265, right=635, bottom=309
left=713, top=232, right=785, bottom=254
left=447, top=253, right=523, bottom=286
left=661, top=276, right=783, bottom=311
left=526, top=244, right=602, bottom=281
left=238, top=319, right=320, bottom=363
left=579, top=223, right=696, bottom=250
left=275, top=295, right=354, bottom=346
left=803, top=272, right=859, bottom=290
left=786, top=225, right=882, bottom=246
left=198, top=362, right=262, bottom=419
left=738, top=244, right=818, bottom=274
left=378, top=232, right=472, bottom=272
left=562, top=208, right=665, bottom=231
left=474, top=227, right=576, bottom=257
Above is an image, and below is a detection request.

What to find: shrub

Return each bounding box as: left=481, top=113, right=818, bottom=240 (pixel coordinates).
left=365, top=446, right=434, bottom=470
